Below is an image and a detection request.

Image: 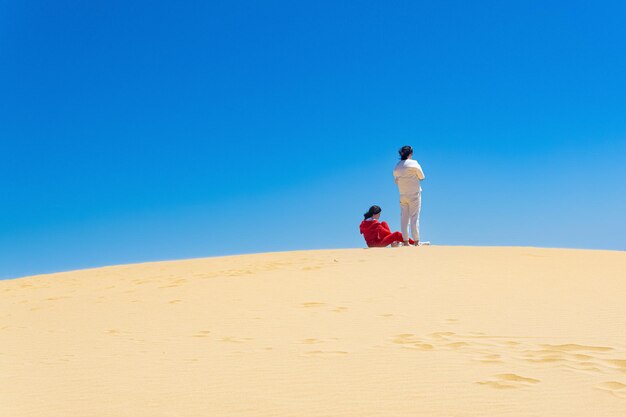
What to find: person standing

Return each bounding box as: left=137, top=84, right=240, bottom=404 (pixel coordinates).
left=393, top=146, right=425, bottom=246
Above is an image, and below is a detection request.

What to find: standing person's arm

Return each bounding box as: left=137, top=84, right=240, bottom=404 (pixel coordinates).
left=414, top=163, right=425, bottom=180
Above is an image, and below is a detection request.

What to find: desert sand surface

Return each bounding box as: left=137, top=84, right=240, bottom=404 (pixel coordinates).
left=1, top=246, right=625, bottom=416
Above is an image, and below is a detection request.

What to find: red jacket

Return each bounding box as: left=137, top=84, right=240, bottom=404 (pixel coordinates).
left=359, top=219, right=392, bottom=247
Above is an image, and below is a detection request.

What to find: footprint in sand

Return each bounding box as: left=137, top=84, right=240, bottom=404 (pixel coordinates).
left=596, top=381, right=626, bottom=398
left=305, top=350, right=349, bottom=356
left=159, top=278, right=188, bottom=288
left=221, top=336, right=252, bottom=343
left=541, top=343, right=614, bottom=353
left=301, top=266, right=322, bottom=271
left=46, top=296, right=69, bottom=301
left=445, top=341, right=470, bottom=349
left=428, top=331, right=456, bottom=340
left=392, top=333, right=415, bottom=342
left=301, top=302, right=326, bottom=308
left=604, top=359, right=626, bottom=373
left=223, top=268, right=253, bottom=276
left=519, top=344, right=616, bottom=371
left=392, top=330, right=625, bottom=394
left=392, top=334, right=434, bottom=351
left=477, top=373, right=540, bottom=389
left=520, top=348, right=566, bottom=364
left=474, top=353, right=503, bottom=363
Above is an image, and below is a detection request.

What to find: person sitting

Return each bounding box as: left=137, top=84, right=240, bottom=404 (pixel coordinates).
left=360, top=205, right=415, bottom=247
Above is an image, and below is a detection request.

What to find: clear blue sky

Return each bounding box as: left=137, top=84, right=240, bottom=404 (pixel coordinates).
left=1, top=0, right=625, bottom=279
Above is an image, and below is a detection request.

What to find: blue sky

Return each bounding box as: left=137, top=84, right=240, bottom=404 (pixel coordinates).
left=1, top=0, right=625, bottom=279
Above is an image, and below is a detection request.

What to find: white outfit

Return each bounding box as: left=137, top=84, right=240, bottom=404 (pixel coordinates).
left=393, top=159, right=425, bottom=242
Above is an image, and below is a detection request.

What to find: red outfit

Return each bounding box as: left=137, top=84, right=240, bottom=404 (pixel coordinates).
left=359, top=219, right=414, bottom=247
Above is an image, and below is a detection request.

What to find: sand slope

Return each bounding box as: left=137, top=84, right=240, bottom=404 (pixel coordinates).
left=2, top=246, right=625, bottom=416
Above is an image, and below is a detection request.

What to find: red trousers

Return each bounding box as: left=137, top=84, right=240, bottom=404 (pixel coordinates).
left=369, top=232, right=415, bottom=248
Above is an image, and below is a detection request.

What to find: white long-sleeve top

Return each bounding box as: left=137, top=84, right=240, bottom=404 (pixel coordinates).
left=393, top=159, right=425, bottom=195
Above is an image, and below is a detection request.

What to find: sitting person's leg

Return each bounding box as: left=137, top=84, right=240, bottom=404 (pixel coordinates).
left=378, top=231, right=405, bottom=247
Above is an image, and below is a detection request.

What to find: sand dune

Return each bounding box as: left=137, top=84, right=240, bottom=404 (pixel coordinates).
left=1, top=246, right=625, bottom=416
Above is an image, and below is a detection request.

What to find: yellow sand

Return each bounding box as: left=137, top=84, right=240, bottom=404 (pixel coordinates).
left=2, top=246, right=625, bottom=416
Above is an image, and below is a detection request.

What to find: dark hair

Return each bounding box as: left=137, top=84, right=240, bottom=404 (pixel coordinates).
left=363, top=205, right=382, bottom=220
left=399, top=145, right=413, bottom=160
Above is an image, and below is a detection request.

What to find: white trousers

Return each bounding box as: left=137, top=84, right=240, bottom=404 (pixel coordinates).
left=400, top=192, right=421, bottom=242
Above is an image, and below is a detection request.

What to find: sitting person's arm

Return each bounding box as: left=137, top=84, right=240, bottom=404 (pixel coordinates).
left=375, top=221, right=392, bottom=239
